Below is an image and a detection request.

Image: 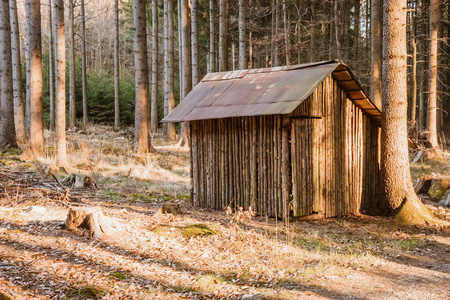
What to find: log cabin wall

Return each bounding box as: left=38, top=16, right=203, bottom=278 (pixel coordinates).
left=290, top=75, right=380, bottom=217
left=189, top=75, right=380, bottom=219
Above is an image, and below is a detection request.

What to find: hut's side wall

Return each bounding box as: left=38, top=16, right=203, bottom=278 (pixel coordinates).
left=190, top=116, right=283, bottom=217
left=290, top=75, right=380, bottom=217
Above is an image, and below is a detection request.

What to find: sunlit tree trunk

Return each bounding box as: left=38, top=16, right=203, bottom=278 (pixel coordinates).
left=68, top=0, right=76, bottom=129
left=151, top=0, right=159, bottom=132
left=25, top=0, right=44, bottom=157
left=164, top=0, right=176, bottom=140
left=114, top=0, right=120, bottom=129
left=180, top=0, right=191, bottom=147
left=282, top=0, right=289, bottom=65
left=54, top=0, right=67, bottom=166
left=219, top=0, right=228, bottom=71
left=0, top=0, right=17, bottom=148
left=80, top=0, right=88, bottom=128
left=381, top=0, right=434, bottom=223
left=309, top=1, right=316, bottom=62
left=371, top=0, right=382, bottom=109
left=9, top=0, right=27, bottom=146
left=133, top=0, right=152, bottom=153
left=426, top=0, right=438, bottom=148
left=47, top=0, right=55, bottom=132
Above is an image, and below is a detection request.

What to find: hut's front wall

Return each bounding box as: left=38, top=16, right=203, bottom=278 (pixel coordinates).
left=190, top=75, right=380, bottom=218
left=190, top=115, right=284, bottom=217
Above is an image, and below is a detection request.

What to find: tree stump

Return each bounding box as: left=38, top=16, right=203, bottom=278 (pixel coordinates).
left=414, top=175, right=450, bottom=199
left=65, top=207, right=105, bottom=239
left=156, top=203, right=182, bottom=214
left=61, top=173, right=97, bottom=188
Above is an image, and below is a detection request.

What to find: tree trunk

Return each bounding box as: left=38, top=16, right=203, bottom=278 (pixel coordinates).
left=47, top=0, right=55, bottom=132
left=9, top=0, right=28, bottom=146
left=271, top=0, right=278, bottom=66
left=334, top=0, right=340, bottom=58
left=209, top=0, right=217, bottom=72
left=238, top=0, right=247, bottom=69
left=54, top=0, right=67, bottom=166
left=309, top=1, right=316, bottom=62
left=381, top=0, right=435, bottom=224
left=25, top=0, right=44, bottom=157
left=0, top=0, right=17, bottom=148
left=371, top=0, right=382, bottom=110
left=191, top=0, right=199, bottom=86
left=80, top=0, right=88, bottom=128
left=68, top=0, right=76, bottom=129
left=133, top=0, right=152, bottom=153
left=354, top=0, right=360, bottom=61
left=114, top=0, right=120, bottom=129
left=151, top=0, right=159, bottom=132
left=282, top=0, right=289, bottom=65
left=180, top=0, right=191, bottom=147
left=426, top=0, right=438, bottom=148
left=164, top=0, right=176, bottom=140
left=219, top=0, right=228, bottom=71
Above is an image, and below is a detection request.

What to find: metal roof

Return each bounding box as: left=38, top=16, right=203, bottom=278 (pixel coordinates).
left=162, top=60, right=381, bottom=124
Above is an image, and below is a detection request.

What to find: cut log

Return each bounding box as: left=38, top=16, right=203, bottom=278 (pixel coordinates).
left=65, top=207, right=105, bottom=239
left=156, top=203, right=182, bottom=214
left=61, top=173, right=97, bottom=188
left=414, top=175, right=450, bottom=198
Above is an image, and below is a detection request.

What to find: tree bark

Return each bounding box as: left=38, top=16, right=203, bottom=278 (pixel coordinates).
left=54, top=0, right=67, bottom=166
left=133, top=0, right=152, bottom=153
left=80, top=0, right=88, bottom=128
left=426, top=0, right=438, bottom=148
left=238, top=0, right=248, bottom=69
left=309, top=1, right=316, bottom=62
left=219, top=0, right=228, bottom=71
left=9, top=0, right=28, bottom=146
left=68, top=0, right=76, bottom=129
left=191, top=0, right=199, bottom=86
left=48, top=0, right=55, bottom=132
left=180, top=0, right=191, bottom=147
left=282, top=0, right=290, bottom=65
left=381, top=0, right=435, bottom=224
left=114, top=0, right=120, bottom=129
left=151, top=0, right=159, bottom=132
left=0, top=0, right=17, bottom=148
left=209, top=0, right=217, bottom=72
left=25, top=0, right=44, bottom=157
left=371, top=0, right=382, bottom=110
left=164, top=0, right=176, bottom=140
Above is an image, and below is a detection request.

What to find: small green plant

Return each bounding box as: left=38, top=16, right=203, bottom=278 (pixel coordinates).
left=400, top=237, right=424, bottom=251
left=64, top=286, right=108, bottom=299
left=108, top=272, right=128, bottom=280
left=180, top=224, right=221, bottom=238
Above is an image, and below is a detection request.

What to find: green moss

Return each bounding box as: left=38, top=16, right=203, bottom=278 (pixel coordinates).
left=180, top=224, right=221, bottom=238
left=400, top=237, right=424, bottom=251
left=176, top=194, right=190, bottom=200
left=6, top=147, right=22, bottom=155
left=65, top=286, right=108, bottom=299
left=108, top=272, right=128, bottom=280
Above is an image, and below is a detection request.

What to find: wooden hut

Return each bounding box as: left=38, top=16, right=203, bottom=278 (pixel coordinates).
left=163, top=60, right=381, bottom=219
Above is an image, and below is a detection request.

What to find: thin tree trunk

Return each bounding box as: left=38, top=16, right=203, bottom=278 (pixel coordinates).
left=271, top=0, right=278, bottom=66
left=371, top=0, right=382, bottom=109
left=354, top=0, right=360, bottom=61
left=309, top=1, right=316, bottom=62
left=54, top=0, right=67, bottom=166
left=25, top=0, right=44, bottom=157
left=283, top=0, right=290, bottom=65
left=133, top=0, right=152, bottom=153
left=151, top=0, right=159, bottom=132
left=209, top=0, right=217, bottom=72
left=334, top=0, right=340, bottom=58
left=191, top=0, right=199, bottom=86
left=219, top=0, right=228, bottom=71
left=9, top=0, right=27, bottom=146
left=164, top=0, right=176, bottom=140
left=0, top=0, right=17, bottom=148
left=426, top=0, right=438, bottom=147
left=68, top=0, right=76, bottom=129
left=114, top=0, right=120, bottom=129
left=238, top=0, right=247, bottom=69
left=411, top=37, right=417, bottom=124
left=381, top=0, right=434, bottom=223
left=80, top=0, right=88, bottom=128
left=180, top=0, right=191, bottom=147
left=48, top=0, right=55, bottom=132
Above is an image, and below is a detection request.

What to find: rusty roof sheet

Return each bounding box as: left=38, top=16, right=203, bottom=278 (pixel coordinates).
left=162, top=60, right=381, bottom=124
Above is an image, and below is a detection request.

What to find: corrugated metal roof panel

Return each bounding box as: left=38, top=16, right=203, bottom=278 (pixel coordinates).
left=162, top=60, right=382, bottom=124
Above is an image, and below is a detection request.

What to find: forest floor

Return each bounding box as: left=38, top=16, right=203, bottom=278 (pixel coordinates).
left=0, top=125, right=449, bottom=300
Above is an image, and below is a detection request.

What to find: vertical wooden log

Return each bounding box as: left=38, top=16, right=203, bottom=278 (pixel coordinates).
left=191, top=122, right=197, bottom=206
left=281, top=115, right=290, bottom=220
left=250, top=117, right=257, bottom=209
